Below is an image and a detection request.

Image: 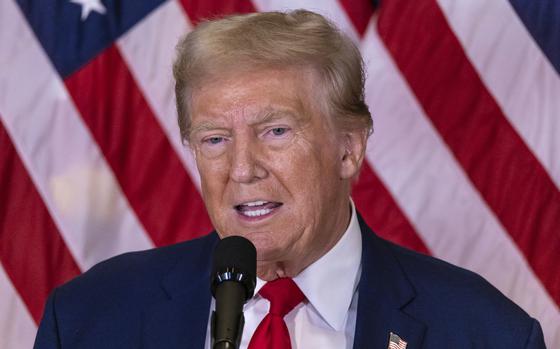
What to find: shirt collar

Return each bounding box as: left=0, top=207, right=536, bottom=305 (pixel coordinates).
left=294, top=200, right=362, bottom=330
left=251, top=200, right=362, bottom=331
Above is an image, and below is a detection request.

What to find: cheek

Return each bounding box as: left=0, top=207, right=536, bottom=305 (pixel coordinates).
left=274, top=139, right=335, bottom=202
left=290, top=142, right=341, bottom=209
left=197, top=159, right=229, bottom=205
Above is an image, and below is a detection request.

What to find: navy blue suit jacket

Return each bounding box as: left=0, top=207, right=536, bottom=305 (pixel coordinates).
left=34, top=216, right=546, bottom=348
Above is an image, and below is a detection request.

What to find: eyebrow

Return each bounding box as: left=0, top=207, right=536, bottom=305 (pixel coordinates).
left=189, top=121, right=227, bottom=136
left=189, top=108, right=306, bottom=138
left=251, top=109, right=303, bottom=126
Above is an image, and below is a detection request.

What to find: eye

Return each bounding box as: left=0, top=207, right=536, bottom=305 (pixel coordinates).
left=204, top=136, right=224, bottom=145
left=269, top=127, right=288, bottom=136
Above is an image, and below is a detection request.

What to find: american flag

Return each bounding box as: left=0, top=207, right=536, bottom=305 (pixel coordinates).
left=388, top=332, right=407, bottom=349
left=0, top=0, right=558, bottom=348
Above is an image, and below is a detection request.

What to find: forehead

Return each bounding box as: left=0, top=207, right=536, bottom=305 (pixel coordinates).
left=189, top=67, right=320, bottom=126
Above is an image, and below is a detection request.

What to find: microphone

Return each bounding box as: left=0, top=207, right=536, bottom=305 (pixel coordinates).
left=211, top=236, right=257, bottom=349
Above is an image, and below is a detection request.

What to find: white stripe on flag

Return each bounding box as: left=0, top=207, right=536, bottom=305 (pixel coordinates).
left=361, top=20, right=560, bottom=348
left=437, top=0, right=560, bottom=190
left=0, top=264, right=36, bottom=349
left=0, top=0, right=154, bottom=271
left=117, top=0, right=201, bottom=190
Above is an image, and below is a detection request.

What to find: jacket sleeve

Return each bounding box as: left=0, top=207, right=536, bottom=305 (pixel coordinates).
left=524, top=318, right=547, bottom=349
left=33, top=289, right=61, bottom=349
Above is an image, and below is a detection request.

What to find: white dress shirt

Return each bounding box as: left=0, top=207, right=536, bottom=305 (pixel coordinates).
left=205, top=201, right=362, bottom=349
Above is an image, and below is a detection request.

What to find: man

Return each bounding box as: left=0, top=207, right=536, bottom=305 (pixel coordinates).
left=35, top=10, right=546, bottom=349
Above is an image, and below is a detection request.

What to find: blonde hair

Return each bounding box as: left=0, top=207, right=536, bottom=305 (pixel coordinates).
left=173, top=9, right=372, bottom=143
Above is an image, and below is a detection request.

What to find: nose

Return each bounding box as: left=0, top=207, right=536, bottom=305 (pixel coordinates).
left=229, top=136, right=267, bottom=183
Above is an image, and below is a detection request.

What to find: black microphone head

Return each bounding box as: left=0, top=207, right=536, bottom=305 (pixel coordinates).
left=211, top=236, right=257, bottom=301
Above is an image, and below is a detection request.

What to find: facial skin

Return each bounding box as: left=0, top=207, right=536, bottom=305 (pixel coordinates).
left=189, top=67, right=366, bottom=280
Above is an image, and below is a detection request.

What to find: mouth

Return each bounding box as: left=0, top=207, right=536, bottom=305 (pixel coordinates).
left=234, top=200, right=283, bottom=219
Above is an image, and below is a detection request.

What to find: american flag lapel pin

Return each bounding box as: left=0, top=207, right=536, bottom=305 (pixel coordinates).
left=388, top=332, right=408, bottom=349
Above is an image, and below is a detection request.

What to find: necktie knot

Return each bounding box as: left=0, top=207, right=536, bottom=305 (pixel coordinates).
left=259, top=278, right=305, bottom=317
left=248, top=278, right=304, bottom=349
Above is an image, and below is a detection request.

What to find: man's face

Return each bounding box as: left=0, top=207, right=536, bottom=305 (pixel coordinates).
left=189, top=68, right=362, bottom=279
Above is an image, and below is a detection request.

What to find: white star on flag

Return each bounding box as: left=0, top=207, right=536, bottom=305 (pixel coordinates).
left=70, top=0, right=107, bottom=21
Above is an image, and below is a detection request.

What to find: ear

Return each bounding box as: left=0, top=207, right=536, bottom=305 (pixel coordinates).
left=339, top=129, right=368, bottom=180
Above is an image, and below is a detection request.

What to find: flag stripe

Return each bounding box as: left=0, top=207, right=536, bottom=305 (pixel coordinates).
left=179, top=0, right=256, bottom=25
left=377, top=0, right=560, bottom=307
left=361, top=23, right=560, bottom=346
left=507, top=0, right=560, bottom=75
left=437, top=0, right=560, bottom=191
left=0, top=120, right=81, bottom=323
left=64, top=45, right=213, bottom=246
left=117, top=0, right=201, bottom=190
left=353, top=163, right=431, bottom=254
left=0, top=264, right=36, bottom=349
left=337, top=0, right=375, bottom=36
left=0, top=0, right=154, bottom=272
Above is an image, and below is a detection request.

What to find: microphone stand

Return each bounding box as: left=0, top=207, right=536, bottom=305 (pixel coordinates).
left=210, top=236, right=256, bottom=349
left=211, top=281, right=246, bottom=349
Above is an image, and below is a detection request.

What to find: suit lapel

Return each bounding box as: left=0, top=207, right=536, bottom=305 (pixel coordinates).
left=142, top=233, right=219, bottom=349
left=353, top=216, right=426, bottom=349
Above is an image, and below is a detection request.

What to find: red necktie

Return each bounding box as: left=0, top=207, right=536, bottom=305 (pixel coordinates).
left=248, top=278, right=305, bottom=349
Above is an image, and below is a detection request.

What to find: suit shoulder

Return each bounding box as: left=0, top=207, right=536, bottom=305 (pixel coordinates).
left=386, top=241, right=521, bottom=311
left=383, top=240, right=539, bottom=344
left=37, top=233, right=217, bottom=347
left=387, top=242, right=491, bottom=291
left=55, top=233, right=217, bottom=305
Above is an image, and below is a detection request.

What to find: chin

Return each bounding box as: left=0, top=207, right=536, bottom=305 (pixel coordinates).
left=253, top=242, right=278, bottom=261
left=249, top=235, right=287, bottom=262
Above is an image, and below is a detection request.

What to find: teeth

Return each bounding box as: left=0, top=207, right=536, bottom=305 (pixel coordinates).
left=244, top=201, right=268, bottom=207
left=241, top=208, right=272, bottom=217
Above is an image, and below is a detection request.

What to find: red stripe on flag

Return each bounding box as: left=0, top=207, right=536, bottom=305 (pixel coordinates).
left=65, top=45, right=213, bottom=247
left=338, top=0, right=375, bottom=36
left=377, top=0, right=560, bottom=305
left=0, top=120, right=81, bottom=323
left=179, top=0, right=256, bottom=25
left=353, top=162, right=431, bottom=255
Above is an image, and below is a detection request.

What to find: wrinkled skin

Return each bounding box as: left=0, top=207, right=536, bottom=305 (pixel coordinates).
left=189, top=67, right=366, bottom=280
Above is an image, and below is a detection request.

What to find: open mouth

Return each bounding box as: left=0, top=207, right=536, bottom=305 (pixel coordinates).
left=234, top=200, right=283, bottom=218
